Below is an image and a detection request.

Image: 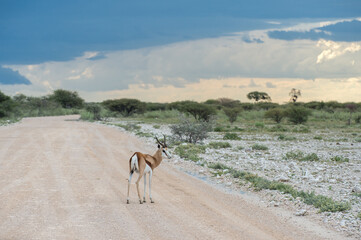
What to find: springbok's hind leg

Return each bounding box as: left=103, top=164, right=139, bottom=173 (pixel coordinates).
left=135, top=174, right=143, bottom=204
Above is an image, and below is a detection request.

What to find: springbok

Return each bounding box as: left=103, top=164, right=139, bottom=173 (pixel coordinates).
left=127, top=136, right=171, bottom=204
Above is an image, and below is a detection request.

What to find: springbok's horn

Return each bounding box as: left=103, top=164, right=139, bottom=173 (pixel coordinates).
left=163, top=135, right=166, bottom=146
left=155, top=136, right=164, bottom=147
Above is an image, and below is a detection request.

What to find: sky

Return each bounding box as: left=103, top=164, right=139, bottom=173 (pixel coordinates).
left=1, top=0, right=361, bottom=103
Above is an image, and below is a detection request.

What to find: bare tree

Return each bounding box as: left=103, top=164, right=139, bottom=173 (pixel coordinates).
left=289, top=88, right=301, bottom=102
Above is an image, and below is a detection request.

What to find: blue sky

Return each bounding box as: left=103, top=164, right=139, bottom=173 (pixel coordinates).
left=1, top=0, right=361, bottom=102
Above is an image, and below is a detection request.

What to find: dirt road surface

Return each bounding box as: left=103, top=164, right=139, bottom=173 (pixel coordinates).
left=0, top=116, right=351, bottom=239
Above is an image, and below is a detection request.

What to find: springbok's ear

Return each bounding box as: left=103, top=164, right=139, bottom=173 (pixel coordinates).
left=158, top=144, right=161, bottom=148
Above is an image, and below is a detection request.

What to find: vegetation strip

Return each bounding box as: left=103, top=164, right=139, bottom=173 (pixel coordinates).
left=208, top=162, right=351, bottom=213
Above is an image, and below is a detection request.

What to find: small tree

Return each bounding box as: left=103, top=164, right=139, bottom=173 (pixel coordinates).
left=289, top=88, right=301, bottom=102
left=49, top=89, right=84, bottom=108
left=102, top=98, right=146, bottom=117
left=169, top=101, right=216, bottom=122
left=264, top=108, right=285, bottom=123
left=85, top=103, right=102, bottom=120
left=223, top=107, right=242, bottom=124
left=170, top=115, right=213, bottom=143
left=247, top=91, right=271, bottom=102
left=285, top=106, right=311, bottom=124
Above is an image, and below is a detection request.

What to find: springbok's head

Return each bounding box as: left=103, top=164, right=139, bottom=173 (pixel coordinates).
left=156, top=136, right=172, bottom=159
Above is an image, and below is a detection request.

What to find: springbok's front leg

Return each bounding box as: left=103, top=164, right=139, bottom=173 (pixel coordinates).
left=149, top=170, right=154, bottom=203
left=143, top=173, right=147, bottom=203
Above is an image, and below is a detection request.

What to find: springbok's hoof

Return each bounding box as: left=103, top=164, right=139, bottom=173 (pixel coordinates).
left=126, top=200, right=129, bottom=204
left=150, top=200, right=154, bottom=203
left=143, top=198, right=146, bottom=203
left=139, top=200, right=143, bottom=204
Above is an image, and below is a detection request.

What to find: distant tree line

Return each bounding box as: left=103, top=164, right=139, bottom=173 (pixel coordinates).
left=1, top=89, right=361, bottom=125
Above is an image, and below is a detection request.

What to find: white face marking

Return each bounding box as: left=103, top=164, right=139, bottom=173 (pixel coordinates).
left=162, top=149, right=172, bottom=159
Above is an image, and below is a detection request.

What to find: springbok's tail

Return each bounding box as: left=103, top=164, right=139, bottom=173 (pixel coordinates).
left=129, top=153, right=139, bottom=174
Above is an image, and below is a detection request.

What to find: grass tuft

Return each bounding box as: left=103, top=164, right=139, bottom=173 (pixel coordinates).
left=284, top=150, right=320, bottom=161
left=174, top=144, right=206, bottom=162
left=208, top=141, right=232, bottom=149
left=252, top=144, right=268, bottom=151
left=223, top=132, right=241, bottom=140
left=330, top=155, right=350, bottom=163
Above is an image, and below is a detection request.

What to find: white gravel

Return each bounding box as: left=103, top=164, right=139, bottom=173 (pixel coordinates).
left=105, top=120, right=361, bottom=239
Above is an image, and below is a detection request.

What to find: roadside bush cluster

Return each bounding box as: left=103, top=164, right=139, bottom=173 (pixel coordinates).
left=170, top=115, right=213, bottom=143
left=168, top=101, right=216, bottom=122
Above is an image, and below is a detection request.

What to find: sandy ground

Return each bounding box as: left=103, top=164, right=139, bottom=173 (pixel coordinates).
left=0, top=116, right=352, bottom=240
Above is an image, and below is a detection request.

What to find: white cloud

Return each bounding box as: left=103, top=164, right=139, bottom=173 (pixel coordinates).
left=67, top=67, right=93, bottom=80
left=3, top=18, right=361, bottom=101
left=266, top=82, right=276, bottom=88
left=316, top=40, right=361, bottom=63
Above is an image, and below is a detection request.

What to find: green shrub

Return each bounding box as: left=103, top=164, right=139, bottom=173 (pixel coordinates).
left=114, top=123, right=141, bottom=131
left=174, top=144, right=206, bottom=162
left=252, top=144, right=268, bottom=151
left=268, top=124, right=289, bottom=132
left=330, top=156, right=349, bottom=163
left=170, top=115, right=212, bottom=143
left=145, top=102, right=167, bottom=111
left=278, top=134, right=296, bottom=141
left=284, top=150, right=319, bottom=161
left=292, top=125, right=310, bottom=133
left=355, top=115, right=361, bottom=124
left=223, top=107, right=242, bottom=123
left=208, top=141, right=231, bottom=149
left=236, top=146, right=244, bottom=150
left=255, top=122, right=265, bottom=128
left=84, top=103, right=102, bottom=120
left=102, top=98, right=146, bottom=117
left=285, top=106, right=312, bottom=124
left=313, top=135, right=323, bottom=140
left=168, top=101, right=216, bottom=121
left=302, top=153, right=320, bottom=161
left=223, top=132, right=241, bottom=140
left=208, top=162, right=228, bottom=170
left=49, top=89, right=84, bottom=108
left=264, top=108, right=285, bottom=123
left=214, top=126, right=225, bottom=132
left=0, top=91, right=16, bottom=118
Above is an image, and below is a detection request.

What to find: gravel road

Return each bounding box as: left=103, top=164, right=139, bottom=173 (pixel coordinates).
left=0, top=116, right=350, bottom=239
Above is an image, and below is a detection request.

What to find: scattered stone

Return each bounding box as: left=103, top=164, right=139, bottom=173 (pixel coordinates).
left=352, top=186, right=361, bottom=193
left=295, top=209, right=307, bottom=216
left=275, top=175, right=290, bottom=182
